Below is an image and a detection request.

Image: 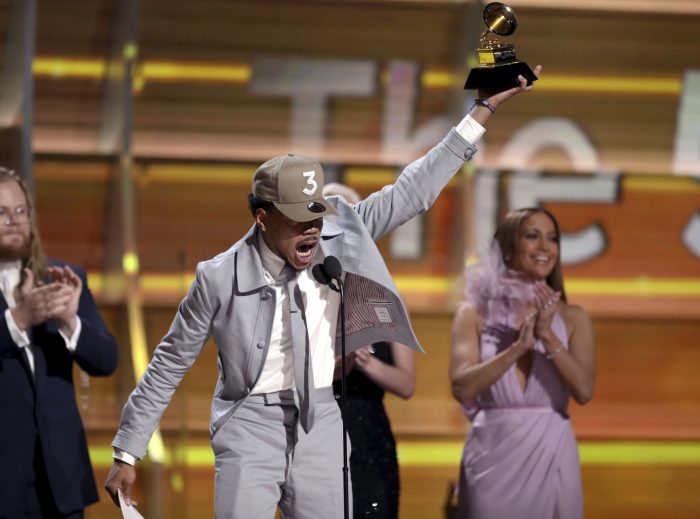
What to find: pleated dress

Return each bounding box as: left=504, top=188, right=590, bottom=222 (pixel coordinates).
left=457, top=313, right=583, bottom=519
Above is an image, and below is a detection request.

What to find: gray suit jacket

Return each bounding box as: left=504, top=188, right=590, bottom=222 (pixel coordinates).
left=113, top=129, right=476, bottom=458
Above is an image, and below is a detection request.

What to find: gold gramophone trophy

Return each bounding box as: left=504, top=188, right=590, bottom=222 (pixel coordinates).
left=464, top=2, right=537, bottom=91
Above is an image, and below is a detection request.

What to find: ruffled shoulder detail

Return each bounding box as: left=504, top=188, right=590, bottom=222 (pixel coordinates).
left=464, top=241, right=535, bottom=324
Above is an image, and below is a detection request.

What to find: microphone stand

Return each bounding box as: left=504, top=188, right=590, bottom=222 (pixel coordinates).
left=336, top=278, right=349, bottom=519
left=313, top=259, right=349, bottom=519
left=327, top=275, right=349, bottom=519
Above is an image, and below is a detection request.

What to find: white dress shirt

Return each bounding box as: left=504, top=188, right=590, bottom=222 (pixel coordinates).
left=0, top=261, right=82, bottom=375
left=252, top=233, right=340, bottom=394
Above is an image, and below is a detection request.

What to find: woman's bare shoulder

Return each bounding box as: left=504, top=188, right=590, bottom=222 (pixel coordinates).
left=560, top=302, right=592, bottom=332
left=454, top=301, right=484, bottom=333
left=456, top=300, right=479, bottom=316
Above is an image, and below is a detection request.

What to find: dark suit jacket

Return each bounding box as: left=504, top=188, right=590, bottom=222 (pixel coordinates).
left=0, top=262, right=118, bottom=516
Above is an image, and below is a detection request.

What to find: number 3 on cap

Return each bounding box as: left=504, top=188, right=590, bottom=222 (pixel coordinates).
left=302, top=170, right=318, bottom=196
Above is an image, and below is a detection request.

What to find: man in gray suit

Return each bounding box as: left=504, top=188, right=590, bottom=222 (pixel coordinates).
left=105, top=72, right=540, bottom=518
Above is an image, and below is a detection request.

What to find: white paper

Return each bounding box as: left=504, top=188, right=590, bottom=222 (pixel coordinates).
left=118, top=489, right=145, bottom=519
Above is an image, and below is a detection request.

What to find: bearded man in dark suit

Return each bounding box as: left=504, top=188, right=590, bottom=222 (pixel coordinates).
left=0, top=168, right=119, bottom=519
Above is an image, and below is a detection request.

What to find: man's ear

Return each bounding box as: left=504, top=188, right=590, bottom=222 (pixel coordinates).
left=254, top=208, right=267, bottom=231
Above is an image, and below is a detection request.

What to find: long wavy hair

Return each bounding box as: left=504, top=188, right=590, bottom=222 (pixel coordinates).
left=493, top=207, right=567, bottom=303
left=0, top=168, right=48, bottom=297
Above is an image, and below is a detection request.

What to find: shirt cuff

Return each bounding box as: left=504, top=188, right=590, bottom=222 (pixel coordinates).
left=59, top=316, right=82, bottom=352
left=455, top=114, right=486, bottom=144
left=4, top=308, right=30, bottom=347
left=113, top=449, right=139, bottom=466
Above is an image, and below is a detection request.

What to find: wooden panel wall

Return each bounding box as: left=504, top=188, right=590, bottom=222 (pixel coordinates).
left=13, top=1, right=699, bottom=173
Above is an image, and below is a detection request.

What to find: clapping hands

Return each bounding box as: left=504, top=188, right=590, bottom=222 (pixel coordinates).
left=11, top=265, right=81, bottom=335
left=515, top=281, right=560, bottom=351
left=347, top=345, right=375, bottom=373
left=532, top=281, right=561, bottom=340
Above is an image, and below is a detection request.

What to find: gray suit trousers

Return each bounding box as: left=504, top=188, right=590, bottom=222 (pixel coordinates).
left=211, top=387, right=351, bottom=519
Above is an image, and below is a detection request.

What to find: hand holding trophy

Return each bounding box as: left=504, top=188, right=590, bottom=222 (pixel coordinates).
left=464, top=2, right=538, bottom=92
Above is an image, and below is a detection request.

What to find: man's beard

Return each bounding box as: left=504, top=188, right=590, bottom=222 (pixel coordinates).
left=0, top=236, right=30, bottom=262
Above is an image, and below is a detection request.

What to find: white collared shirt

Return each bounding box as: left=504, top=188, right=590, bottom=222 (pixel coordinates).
left=0, top=261, right=82, bottom=374
left=251, top=233, right=340, bottom=394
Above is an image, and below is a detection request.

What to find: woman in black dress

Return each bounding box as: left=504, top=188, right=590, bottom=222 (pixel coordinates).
left=334, top=341, right=415, bottom=518
left=324, top=183, right=416, bottom=518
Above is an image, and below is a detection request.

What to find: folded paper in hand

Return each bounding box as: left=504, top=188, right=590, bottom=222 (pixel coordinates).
left=118, top=489, right=145, bottom=519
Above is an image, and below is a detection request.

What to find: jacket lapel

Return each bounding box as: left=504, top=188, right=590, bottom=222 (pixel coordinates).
left=235, top=225, right=269, bottom=294
left=319, top=218, right=344, bottom=261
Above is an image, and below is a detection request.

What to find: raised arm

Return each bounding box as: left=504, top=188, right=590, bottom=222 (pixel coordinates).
left=449, top=303, right=535, bottom=405
left=355, top=67, right=542, bottom=241
left=352, top=129, right=475, bottom=241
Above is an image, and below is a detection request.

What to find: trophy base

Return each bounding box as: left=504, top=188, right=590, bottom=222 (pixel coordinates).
left=464, top=61, right=538, bottom=91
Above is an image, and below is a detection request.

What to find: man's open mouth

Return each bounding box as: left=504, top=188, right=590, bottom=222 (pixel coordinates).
left=295, top=238, right=318, bottom=260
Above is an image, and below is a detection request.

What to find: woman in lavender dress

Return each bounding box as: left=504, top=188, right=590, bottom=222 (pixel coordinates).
left=450, top=208, right=596, bottom=519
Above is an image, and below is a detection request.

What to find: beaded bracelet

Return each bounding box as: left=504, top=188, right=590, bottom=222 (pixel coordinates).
left=473, top=98, right=497, bottom=113
left=545, top=344, right=564, bottom=360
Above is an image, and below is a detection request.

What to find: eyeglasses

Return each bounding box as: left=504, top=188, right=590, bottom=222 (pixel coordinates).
left=0, top=205, right=31, bottom=226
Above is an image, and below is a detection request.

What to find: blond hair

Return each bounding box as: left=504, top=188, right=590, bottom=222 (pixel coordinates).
left=0, top=168, right=48, bottom=294
left=322, top=182, right=361, bottom=204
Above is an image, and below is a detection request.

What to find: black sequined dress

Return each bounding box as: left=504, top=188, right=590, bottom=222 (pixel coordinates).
left=333, top=341, right=400, bottom=518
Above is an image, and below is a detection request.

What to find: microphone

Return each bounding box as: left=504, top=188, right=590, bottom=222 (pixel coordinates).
left=311, top=263, right=330, bottom=286
left=323, top=256, right=342, bottom=283
left=311, top=256, right=342, bottom=292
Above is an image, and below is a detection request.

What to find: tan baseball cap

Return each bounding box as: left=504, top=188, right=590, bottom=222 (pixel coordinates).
left=252, top=153, right=337, bottom=222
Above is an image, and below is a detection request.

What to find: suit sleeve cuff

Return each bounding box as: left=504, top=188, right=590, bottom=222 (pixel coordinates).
left=59, top=316, right=82, bottom=352
left=455, top=114, right=486, bottom=144
left=113, top=449, right=139, bottom=465
left=4, top=308, right=30, bottom=347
